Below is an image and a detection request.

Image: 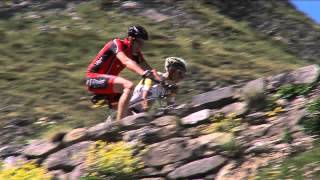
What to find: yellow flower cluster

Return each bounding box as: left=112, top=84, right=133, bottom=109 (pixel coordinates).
left=202, top=113, right=242, bottom=134
left=84, top=141, right=143, bottom=179
left=0, top=161, right=52, bottom=180
left=265, top=107, right=285, bottom=117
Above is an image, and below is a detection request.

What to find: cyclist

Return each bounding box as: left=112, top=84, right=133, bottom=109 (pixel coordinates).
left=130, top=57, right=187, bottom=112
left=86, top=25, right=161, bottom=121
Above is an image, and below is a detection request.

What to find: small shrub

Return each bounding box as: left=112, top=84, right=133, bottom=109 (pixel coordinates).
left=220, top=137, right=243, bottom=157
left=276, top=84, right=313, bottom=100
left=0, top=161, right=52, bottom=180
left=282, top=127, right=293, bottom=143
left=81, top=141, right=143, bottom=180
left=202, top=113, right=242, bottom=134
left=300, top=98, right=320, bottom=135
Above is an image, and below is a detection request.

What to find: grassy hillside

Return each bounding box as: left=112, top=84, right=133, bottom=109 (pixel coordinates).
left=0, top=1, right=309, bottom=140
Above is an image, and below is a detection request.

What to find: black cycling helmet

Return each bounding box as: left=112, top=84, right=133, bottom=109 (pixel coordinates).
left=128, top=25, right=149, bottom=40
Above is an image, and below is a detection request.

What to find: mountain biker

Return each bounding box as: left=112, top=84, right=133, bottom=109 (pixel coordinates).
left=130, top=57, right=187, bottom=112
left=86, top=25, right=161, bottom=121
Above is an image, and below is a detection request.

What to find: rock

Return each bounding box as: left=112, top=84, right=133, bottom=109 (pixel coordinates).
left=291, top=137, right=314, bottom=154
left=140, top=178, right=165, bottom=180
left=266, top=73, right=289, bottom=91
left=219, top=102, right=248, bottom=117
left=241, top=78, right=267, bottom=110
left=69, top=163, right=86, bottom=180
left=49, top=131, right=67, bottom=143
left=244, top=124, right=272, bottom=139
left=3, top=156, right=28, bottom=169
left=245, top=141, right=273, bottom=154
left=167, top=156, right=227, bottom=179
left=120, top=112, right=152, bottom=130
left=127, top=125, right=178, bottom=144
left=10, top=118, right=32, bottom=126
left=141, top=167, right=163, bottom=177
left=0, top=144, right=23, bottom=158
left=289, top=65, right=320, bottom=84
left=151, top=116, right=178, bottom=127
left=49, top=170, right=68, bottom=180
left=190, top=132, right=234, bottom=147
left=289, top=97, right=307, bottom=110
left=287, top=109, right=307, bottom=126
left=23, top=140, right=62, bottom=158
left=167, top=103, right=192, bottom=117
left=245, top=112, right=267, bottom=125
left=123, top=126, right=160, bottom=143
left=215, top=161, right=237, bottom=180
left=180, top=109, right=211, bottom=126
left=142, top=138, right=193, bottom=167
left=63, top=128, right=87, bottom=145
left=191, top=86, right=237, bottom=112
left=140, top=9, right=169, bottom=22
left=121, top=1, right=142, bottom=10
left=87, top=121, right=119, bottom=140
left=44, top=141, right=93, bottom=171
left=266, top=65, right=320, bottom=91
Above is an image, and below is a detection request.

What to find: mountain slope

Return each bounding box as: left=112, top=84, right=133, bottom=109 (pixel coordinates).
left=0, top=0, right=318, bottom=142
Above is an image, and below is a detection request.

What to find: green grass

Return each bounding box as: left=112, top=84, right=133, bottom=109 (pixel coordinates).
left=0, top=1, right=311, bottom=141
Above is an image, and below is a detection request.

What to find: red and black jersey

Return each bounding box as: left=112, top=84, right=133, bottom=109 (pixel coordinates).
left=86, top=38, right=145, bottom=76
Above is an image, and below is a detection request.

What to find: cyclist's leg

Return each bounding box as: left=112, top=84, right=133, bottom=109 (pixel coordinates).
left=111, top=76, right=134, bottom=121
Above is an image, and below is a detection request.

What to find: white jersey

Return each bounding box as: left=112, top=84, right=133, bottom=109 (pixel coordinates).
left=129, top=73, right=176, bottom=112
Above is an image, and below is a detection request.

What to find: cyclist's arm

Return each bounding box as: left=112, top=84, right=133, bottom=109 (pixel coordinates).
left=116, top=52, right=145, bottom=76
left=137, top=52, right=162, bottom=81
left=141, top=78, right=153, bottom=110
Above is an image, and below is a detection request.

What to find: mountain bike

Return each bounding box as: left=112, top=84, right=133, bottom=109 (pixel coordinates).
left=90, top=77, right=178, bottom=120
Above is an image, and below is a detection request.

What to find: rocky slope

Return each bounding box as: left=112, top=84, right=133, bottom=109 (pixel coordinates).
left=1, top=64, right=319, bottom=179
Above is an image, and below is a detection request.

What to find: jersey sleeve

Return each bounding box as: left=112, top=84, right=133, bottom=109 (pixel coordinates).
left=142, top=78, right=153, bottom=91
left=110, top=39, right=124, bottom=54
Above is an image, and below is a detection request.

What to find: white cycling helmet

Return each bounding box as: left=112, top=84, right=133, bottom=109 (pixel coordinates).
left=165, top=57, right=187, bottom=72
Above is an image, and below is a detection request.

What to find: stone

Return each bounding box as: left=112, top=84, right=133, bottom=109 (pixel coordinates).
left=244, top=124, right=272, bottom=139
left=289, top=65, right=320, bottom=84
left=287, top=109, right=307, bottom=126
left=167, top=156, right=227, bottom=179
left=121, top=1, right=142, bottom=10
left=49, top=170, right=68, bottom=180
left=167, top=103, right=192, bottom=117
left=120, top=112, right=152, bottom=130
left=191, top=86, right=237, bottom=112
left=266, top=65, right=320, bottom=91
left=142, top=138, right=193, bottom=167
left=190, top=132, right=234, bottom=147
left=87, top=121, right=119, bottom=140
left=69, top=163, right=86, bottom=180
left=140, top=9, right=169, bottom=22
left=219, top=102, right=248, bottom=117
left=63, top=128, right=87, bottom=145
left=245, top=112, right=267, bottom=125
left=151, top=116, right=178, bottom=127
left=3, top=156, right=28, bottom=169
left=123, top=126, right=160, bottom=143
left=49, top=131, right=67, bottom=143
left=180, top=109, right=211, bottom=126
left=0, top=144, right=23, bottom=158
left=245, top=141, right=273, bottom=154
left=266, top=73, right=288, bottom=91
left=241, top=78, right=267, bottom=110
left=44, top=141, right=93, bottom=171
left=23, top=140, right=61, bottom=158
left=10, top=118, right=32, bottom=126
